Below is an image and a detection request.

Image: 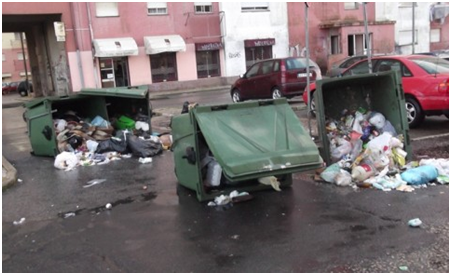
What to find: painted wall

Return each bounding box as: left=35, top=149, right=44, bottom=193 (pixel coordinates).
left=376, top=2, right=433, bottom=54
left=219, top=2, right=289, bottom=77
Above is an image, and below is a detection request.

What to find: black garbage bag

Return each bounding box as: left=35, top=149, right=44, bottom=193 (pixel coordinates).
left=96, top=137, right=129, bottom=154
left=126, top=134, right=163, bottom=157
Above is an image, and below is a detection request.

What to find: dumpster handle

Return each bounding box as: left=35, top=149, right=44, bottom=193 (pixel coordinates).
left=182, top=146, right=197, bottom=165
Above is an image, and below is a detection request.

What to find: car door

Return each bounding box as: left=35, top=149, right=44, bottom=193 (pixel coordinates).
left=252, top=60, right=275, bottom=98
left=374, top=58, right=415, bottom=97
left=240, top=63, right=261, bottom=99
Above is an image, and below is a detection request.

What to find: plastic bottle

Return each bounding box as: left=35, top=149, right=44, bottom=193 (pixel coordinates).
left=351, top=163, right=376, bottom=182
left=206, top=160, right=222, bottom=187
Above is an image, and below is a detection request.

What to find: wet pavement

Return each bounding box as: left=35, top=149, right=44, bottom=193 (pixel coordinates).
left=2, top=96, right=449, bottom=272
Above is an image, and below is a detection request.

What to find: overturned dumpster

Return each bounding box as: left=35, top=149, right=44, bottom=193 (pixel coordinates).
left=171, top=98, right=323, bottom=201
left=24, top=86, right=152, bottom=157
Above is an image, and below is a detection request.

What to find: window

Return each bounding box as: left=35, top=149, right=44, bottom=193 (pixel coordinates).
left=17, top=52, right=24, bottom=60
left=195, top=2, right=212, bottom=13
left=2, top=54, right=5, bottom=62
left=375, top=60, right=412, bottom=77
left=95, top=2, right=119, bottom=17
left=245, top=46, right=272, bottom=70
left=150, top=52, right=177, bottom=83
left=344, top=2, right=358, bottom=10
left=348, top=33, right=372, bottom=56
left=241, top=2, right=269, bottom=12
left=147, top=2, right=167, bottom=15
left=196, top=50, right=220, bottom=78
left=245, top=63, right=261, bottom=78
left=261, top=61, right=274, bottom=75
left=430, top=29, right=441, bottom=43
left=331, top=35, right=340, bottom=54
left=14, top=32, right=24, bottom=41
left=343, top=61, right=372, bottom=76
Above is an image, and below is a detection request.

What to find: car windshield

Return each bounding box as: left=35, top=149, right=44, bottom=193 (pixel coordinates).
left=410, top=57, right=449, bottom=74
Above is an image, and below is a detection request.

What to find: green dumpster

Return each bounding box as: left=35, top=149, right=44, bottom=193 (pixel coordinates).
left=171, top=98, right=323, bottom=202
left=314, top=71, right=411, bottom=165
left=24, top=86, right=151, bottom=157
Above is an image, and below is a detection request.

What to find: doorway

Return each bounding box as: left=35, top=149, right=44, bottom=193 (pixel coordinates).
left=99, top=57, right=130, bottom=88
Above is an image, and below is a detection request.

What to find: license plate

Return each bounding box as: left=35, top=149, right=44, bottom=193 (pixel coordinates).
left=298, top=73, right=312, bottom=78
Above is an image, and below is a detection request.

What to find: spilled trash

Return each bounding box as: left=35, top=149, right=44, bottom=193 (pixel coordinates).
left=13, top=217, right=26, bottom=225
left=316, top=109, right=449, bottom=191
left=408, top=218, right=422, bottom=228
left=208, top=190, right=253, bottom=207
left=83, top=179, right=107, bottom=188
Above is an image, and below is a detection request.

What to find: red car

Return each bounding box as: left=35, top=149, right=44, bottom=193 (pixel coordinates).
left=303, top=55, right=449, bottom=127
left=2, top=81, right=19, bottom=95
left=231, top=57, right=322, bottom=102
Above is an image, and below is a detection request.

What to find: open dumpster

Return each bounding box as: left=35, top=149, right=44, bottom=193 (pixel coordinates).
left=24, top=86, right=151, bottom=157
left=313, top=71, right=411, bottom=165
left=171, top=98, right=323, bottom=201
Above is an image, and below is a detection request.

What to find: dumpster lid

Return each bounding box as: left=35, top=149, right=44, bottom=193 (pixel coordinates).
left=80, top=86, right=148, bottom=98
left=193, top=99, right=322, bottom=180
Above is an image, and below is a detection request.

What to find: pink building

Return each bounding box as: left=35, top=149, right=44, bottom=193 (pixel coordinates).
left=2, top=33, right=31, bottom=83
left=288, top=2, right=396, bottom=72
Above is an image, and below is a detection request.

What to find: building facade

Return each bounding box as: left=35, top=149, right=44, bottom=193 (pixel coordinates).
left=2, top=32, right=31, bottom=83
left=2, top=2, right=449, bottom=96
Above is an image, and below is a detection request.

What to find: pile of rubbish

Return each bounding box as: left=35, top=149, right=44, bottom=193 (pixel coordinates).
left=52, top=111, right=173, bottom=171
left=318, top=108, right=449, bottom=191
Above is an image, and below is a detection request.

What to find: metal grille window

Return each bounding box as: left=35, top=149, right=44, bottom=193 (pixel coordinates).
left=245, top=46, right=272, bottom=70
left=195, top=2, right=212, bottom=13
left=196, top=50, right=220, bottom=78
left=147, top=2, right=167, bottom=15
left=241, top=2, right=269, bottom=12
left=95, top=2, right=119, bottom=17
left=150, top=52, right=178, bottom=83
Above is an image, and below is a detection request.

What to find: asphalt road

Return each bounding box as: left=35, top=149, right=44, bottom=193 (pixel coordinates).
left=2, top=91, right=449, bottom=272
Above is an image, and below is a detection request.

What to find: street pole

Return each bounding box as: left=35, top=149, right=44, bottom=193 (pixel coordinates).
left=412, top=3, right=415, bottom=54
left=305, top=2, right=312, bottom=136
left=363, top=2, right=372, bottom=73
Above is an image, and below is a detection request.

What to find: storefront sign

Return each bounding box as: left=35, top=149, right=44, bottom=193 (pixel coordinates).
left=196, top=42, right=223, bottom=51
left=245, top=38, right=275, bottom=47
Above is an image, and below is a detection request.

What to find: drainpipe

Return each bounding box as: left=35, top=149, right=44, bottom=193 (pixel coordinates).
left=412, top=3, right=415, bottom=54
left=363, top=2, right=372, bottom=73
left=86, top=2, right=100, bottom=88
left=305, top=3, right=313, bottom=137
left=70, top=2, right=85, bottom=88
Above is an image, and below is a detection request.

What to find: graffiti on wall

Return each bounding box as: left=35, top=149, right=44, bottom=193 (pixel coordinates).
left=228, top=52, right=241, bottom=59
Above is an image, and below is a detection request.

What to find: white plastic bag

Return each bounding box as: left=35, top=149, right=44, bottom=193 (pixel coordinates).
left=320, top=163, right=341, bottom=183
left=334, top=169, right=352, bottom=186
left=54, top=152, right=80, bottom=171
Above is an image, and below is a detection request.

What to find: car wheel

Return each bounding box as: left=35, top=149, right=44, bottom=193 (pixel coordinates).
left=405, top=97, right=424, bottom=128
left=272, top=87, right=282, bottom=99
left=19, top=89, right=28, bottom=97
left=231, top=89, right=241, bottom=103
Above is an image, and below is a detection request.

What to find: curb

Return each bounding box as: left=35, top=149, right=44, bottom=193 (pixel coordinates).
left=149, top=85, right=231, bottom=99
left=2, top=156, right=17, bottom=190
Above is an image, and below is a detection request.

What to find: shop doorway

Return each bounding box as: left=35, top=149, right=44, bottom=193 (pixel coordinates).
left=99, top=57, right=130, bottom=88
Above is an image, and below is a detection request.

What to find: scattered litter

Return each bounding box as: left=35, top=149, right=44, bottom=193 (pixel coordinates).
left=17, top=179, right=23, bottom=183
left=408, top=218, right=422, bottom=228
left=399, top=266, right=409, bottom=271
left=105, top=203, right=112, bottom=209
left=258, top=176, right=281, bottom=191
left=13, top=217, right=26, bottom=225
left=54, top=151, right=80, bottom=171
left=142, top=185, right=148, bottom=190
left=401, top=165, right=438, bottom=185
left=208, top=191, right=251, bottom=206
left=231, top=235, right=240, bottom=240
left=138, top=157, right=153, bottom=164
left=83, top=179, right=107, bottom=188
left=64, top=212, right=76, bottom=218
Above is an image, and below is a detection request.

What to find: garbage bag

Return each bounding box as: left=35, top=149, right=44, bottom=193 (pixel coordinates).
left=401, top=165, right=439, bottom=185
left=320, top=163, right=341, bottom=183
left=54, top=152, right=80, bottom=171
left=96, top=137, right=129, bottom=154
left=126, top=134, right=163, bottom=157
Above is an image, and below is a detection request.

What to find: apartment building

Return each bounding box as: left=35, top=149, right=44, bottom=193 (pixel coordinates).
left=2, top=32, right=31, bottom=83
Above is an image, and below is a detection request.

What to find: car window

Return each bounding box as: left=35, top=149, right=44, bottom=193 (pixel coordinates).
left=273, top=60, right=280, bottom=72
left=261, top=61, right=274, bottom=75
left=286, top=58, right=307, bottom=70
left=245, top=63, right=260, bottom=78
left=410, top=57, right=449, bottom=74
left=376, top=59, right=413, bottom=77
left=340, top=56, right=364, bottom=69
left=342, top=60, right=372, bottom=76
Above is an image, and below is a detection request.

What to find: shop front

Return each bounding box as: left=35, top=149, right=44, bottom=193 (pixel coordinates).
left=195, top=42, right=223, bottom=78
left=92, top=37, right=138, bottom=88
left=244, top=38, right=275, bottom=70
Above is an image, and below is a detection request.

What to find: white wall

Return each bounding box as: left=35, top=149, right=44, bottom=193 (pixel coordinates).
left=219, top=2, right=289, bottom=77
left=376, top=2, right=432, bottom=54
